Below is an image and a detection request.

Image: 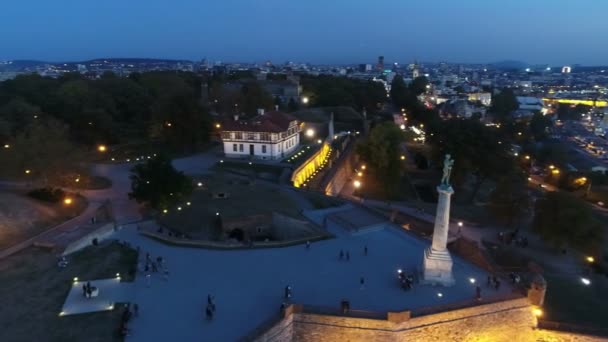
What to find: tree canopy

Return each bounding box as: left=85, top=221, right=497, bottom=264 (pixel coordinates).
left=357, top=122, right=409, bottom=196
left=532, top=191, right=602, bottom=250
left=428, top=118, right=515, bottom=201
left=128, top=155, right=194, bottom=210
left=488, top=170, right=530, bottom=227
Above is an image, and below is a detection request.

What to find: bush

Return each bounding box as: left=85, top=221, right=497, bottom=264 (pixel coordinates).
left=27, top=187, right=66, bottom=203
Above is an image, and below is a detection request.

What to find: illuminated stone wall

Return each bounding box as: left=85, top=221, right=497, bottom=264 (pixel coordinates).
left=254, top=298, right=604, bottom=342
left=291, top=143, right=331, bottom=188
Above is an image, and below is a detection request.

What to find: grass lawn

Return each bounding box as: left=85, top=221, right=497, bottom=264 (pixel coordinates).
left=215, top=161, right=285, bottom=180
left=0, top=191, right=88, bottom=250
left=160, top=172, right=301, bottom=238
left=0, top=241, right=137, bottom=342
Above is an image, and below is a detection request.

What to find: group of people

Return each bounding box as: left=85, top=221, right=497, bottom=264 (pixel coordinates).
left=119, top=303, right=139, bottom=337
left=487, top=275, right=501, bottom=290
left=138, top=251, right=170, bottom=285
left=397, top=270, right=415, bottom=290
left=498, top=229, right=528, bottom=247
left=81, top=281, right=97, bottom=298
left=338, top=246, right=368, bottom=261
left=205, top=294, right=216, bottom=320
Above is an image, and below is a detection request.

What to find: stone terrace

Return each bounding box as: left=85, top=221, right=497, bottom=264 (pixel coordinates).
left=112, top=205, right=513, bottom=342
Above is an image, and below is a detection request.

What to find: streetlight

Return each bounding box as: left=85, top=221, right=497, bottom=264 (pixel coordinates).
left=64, top=197, right=73, bottom=205
left=533, top=308, right=543, bottom=317
left=215, top=123, right=221, bottom=129
left=400, top=155, right=406, bottom=160
left=357, top=172, right=363, bottom=177
left=25, top=169, right=31, bottom=174
left=305, top=128, right=315, bottom=137
left=458, top=221, right=463, bottom=227
left=97, top=145, right=107, bottom=153
left=361, top=165, right=366, bottom=170
left=586, top=256, right=595, bottom=263
left=551, top=169, right=560, bottom=175
left=302, top=96, right=309, bottom=104
left=353, top=180, right=361, bottom=189
left=581, top=277, right=591, bottom=286
left=3, top=144, right=9, bottom=149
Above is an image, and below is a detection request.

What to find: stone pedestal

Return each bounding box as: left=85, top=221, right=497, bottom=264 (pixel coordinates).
left=422, top=184, right=455, bottom=286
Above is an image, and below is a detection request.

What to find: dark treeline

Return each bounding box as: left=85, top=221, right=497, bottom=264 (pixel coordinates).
left=0, top=71, right=210, bottom=151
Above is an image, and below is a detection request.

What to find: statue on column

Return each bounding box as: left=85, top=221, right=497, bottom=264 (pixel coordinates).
left=440, top=154, right=454, bottom=186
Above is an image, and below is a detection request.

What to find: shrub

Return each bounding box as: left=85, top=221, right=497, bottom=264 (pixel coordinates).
left=27, top=187, right=66, bottom=203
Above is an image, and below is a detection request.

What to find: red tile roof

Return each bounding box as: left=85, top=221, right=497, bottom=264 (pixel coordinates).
left=221, top=111, right=298, bottom=133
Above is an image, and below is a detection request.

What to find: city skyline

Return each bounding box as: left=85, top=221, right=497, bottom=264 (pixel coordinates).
left=2, top=0, right=608, bottom=65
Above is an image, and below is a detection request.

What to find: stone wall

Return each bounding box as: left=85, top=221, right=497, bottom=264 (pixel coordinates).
left=323, top=138, right=358, bottom=196
left=272, top=212, right=323, bottom=240
left=249, top=298, right=604, bottom=342
left=62, top=222, right=116, bottom=256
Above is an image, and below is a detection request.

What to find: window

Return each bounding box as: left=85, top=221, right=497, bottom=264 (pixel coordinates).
left=235, top=132, right=243, bottom=140
left=248, top=133, right=255, bottom=140
left=239, top=144, right=244, bottom=152
left=262, top=145, right=267, bottom=153
left=233, top=144, right=237, bottom=152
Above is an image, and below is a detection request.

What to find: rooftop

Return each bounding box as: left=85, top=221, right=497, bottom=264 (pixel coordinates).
left=221, top=111, right=297, bottom=133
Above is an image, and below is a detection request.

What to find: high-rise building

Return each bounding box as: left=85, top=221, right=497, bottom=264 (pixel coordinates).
left=377, top=56, right=384, bottom=71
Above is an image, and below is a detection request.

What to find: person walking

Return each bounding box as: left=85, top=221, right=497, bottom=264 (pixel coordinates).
left=364, top=245, right=368, bottom=256
left=82, top=284, right=87, bottom=297
left=346, top=251, right=350, bottom=261
left=146, top=274, right=151, bottom=288
left=476, top=286, right=482, bottom=301
left=306, top=241, right=310, bottom=250
left=495, top=279, right=501, bottom=291
left=360, top=277, right=365, bottom=290
left=339, top=250, right=344, bottom=260
left=133, top=303, right=139, bottom=317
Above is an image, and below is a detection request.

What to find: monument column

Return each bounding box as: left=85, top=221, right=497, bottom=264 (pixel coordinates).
left=431, top=185, right=454, bottom=252
left=423, top=154, right=455, bottom=286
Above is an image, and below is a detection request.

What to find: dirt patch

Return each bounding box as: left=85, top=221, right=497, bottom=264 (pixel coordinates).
left=0, top=191, right=87, bottom=250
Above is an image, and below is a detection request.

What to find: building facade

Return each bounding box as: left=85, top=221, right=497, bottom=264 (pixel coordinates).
left=220, top=111, right=300, bottom=160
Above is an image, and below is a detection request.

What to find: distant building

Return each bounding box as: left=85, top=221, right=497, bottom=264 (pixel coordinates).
left=220, top=110, right=300, bottom=160
left=516, top=96, right=544, bottom=112
left=467, top=92, right=492, bottom=106
left=377, top=56, right=384, bottom=72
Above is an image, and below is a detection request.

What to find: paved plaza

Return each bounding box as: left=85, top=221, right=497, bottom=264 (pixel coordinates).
left=61, top=278, right=134, bottom=316
left=107, top=205, right=511, bottom=342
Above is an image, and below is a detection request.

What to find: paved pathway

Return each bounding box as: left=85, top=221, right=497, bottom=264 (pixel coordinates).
left=112, top=205, right=511, bottom=342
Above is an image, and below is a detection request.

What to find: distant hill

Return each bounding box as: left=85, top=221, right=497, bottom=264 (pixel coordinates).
left=491, top=60, right=528, bottom=70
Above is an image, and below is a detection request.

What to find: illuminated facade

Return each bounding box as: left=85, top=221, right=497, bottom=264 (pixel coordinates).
left=220, top=111, right=300, bottom=160
left=291, top=142, right=331, bottom=187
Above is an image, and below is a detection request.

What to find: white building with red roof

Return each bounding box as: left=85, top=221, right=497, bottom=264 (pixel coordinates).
left=220, top=110, right=301, bottom=160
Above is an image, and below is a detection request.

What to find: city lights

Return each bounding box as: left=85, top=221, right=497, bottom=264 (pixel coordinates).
left=581, top=277, right=591, bottom=286
left=353, top=180, right=361, bottom=189
left=586, top=256, right=595, bottom=263
left=63, top=197, right=73, bottom=205
left=97, top=144, right=107, bottom=152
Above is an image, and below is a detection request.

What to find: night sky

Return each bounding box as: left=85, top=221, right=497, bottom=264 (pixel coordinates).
left=2, top=0, right=607, bottom=65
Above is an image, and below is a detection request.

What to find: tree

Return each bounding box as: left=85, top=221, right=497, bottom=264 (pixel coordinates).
left=129, top=155, right=194, bottom=210
left=287, top=98, right=299, bottom=112
left=490, top=88, right=518, bottom=122
left=488, top=171, right=530, bottom=227
left=410, top=76, right=429, bottom=96
left=0, top=118, right=81, bottom=186
left=529, top=112, right=552, bottom=141
left=237, top=81, right=274, bottom=116
left=357, top=122, right=408, bottom=196
left=428, top=118, right=514, bottom=201
left=532, top=191, right=602, bottom=250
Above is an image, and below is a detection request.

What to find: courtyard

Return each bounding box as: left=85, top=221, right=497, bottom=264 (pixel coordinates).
left=112, top=205, right=513, bottom=342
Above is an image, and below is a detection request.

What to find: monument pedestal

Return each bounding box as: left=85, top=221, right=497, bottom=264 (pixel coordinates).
left=422, top=247, right=455, bottom=286
left=422, top=184, right=455, bottom=287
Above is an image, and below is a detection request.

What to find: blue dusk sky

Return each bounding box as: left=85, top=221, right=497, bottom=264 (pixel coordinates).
left=1, top=0, right=607, bottom=65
